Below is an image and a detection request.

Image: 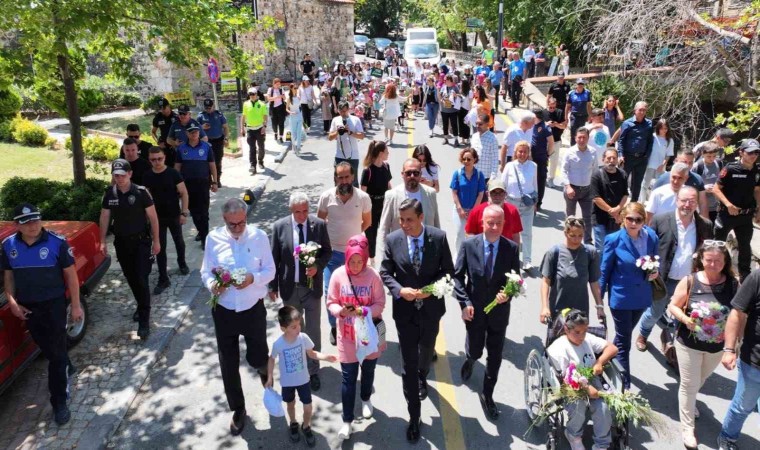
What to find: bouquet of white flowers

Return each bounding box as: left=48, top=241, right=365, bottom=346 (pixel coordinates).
left=484, top=271, right=525, bottom=314
left=294, top=241, right=322, bottom=289
left=209, top=266, right=248, bottom=310
left=418, top=275, right=455, bottom=309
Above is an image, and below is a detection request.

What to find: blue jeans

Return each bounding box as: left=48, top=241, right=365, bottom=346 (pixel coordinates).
left=425, top=103, right=439, bottom=131
left=289, top=112, right=304, bottom=149
left=720, top=360, right=760, bottom=441
left=610, top=307, right=646, bottom=388
left=323, top=250, right=345, bottom=328
left=341, top=358, right=378, bottom=422
left=593, top=224, right=607, bottom=253
left=638, top=278, right=680, bottom=339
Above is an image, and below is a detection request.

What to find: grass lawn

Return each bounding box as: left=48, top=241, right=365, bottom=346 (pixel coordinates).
left=0, top=143, right=110, bottom=185
left=88, top=112, right=242, bottom=152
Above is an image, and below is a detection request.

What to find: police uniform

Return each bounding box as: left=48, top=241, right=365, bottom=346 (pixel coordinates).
left=197, top=104, right=227, bottom=184
left=176, top=140, right=215, bottom=245
left=101, top=180, right=155, bottom=329
left=0, top=206, right=74, bottom=418
left=715, top=158, right=760, bottom=280
left=152, top=109, right=179, bottom=167
left=567, top=85, right=591, bottom=145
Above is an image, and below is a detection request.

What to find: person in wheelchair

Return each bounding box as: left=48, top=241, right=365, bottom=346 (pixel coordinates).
left=547, top=309, right=619, bottom=450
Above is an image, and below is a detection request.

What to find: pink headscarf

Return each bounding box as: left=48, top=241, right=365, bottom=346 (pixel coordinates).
left=345, top=234, right=369, bottom=275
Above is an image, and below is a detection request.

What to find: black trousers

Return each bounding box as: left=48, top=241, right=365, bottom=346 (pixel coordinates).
left=509, top=80, right=522, bottom=108
left=527, top=60, right=536, bottom=78
left=366, top=197, right=385, bottom=258
left=114, top=234, right=152, bottom=324
left=156, top=216, right=186, bottom=281
left=396, top=313, right=440, bottom=420
left=441, top=110, right=459, bottom=137
left=300, top=103, right=312, bottom=128
left=534, top=157, right=549, bottom=208
left=323, top=119, right=331, bottom=133
left=185, top=178, right=210, bottom=243
left=23, top=297, right=70, bottom=410
left=246, top=129, right=266, bottom=166
left=465, top=308, right=508, bottom=398
left=212, top=300, right=269, bottom=411
left=271, top=104, right=287, bottom=138
left=623, top=153, right=648, bottom=202
left=458, top=108, right=470, bottom=140
left=715, top=211, right=754, bottom=280
left=209, top=137, right=224, bottom=183
left=569, top=113, right=588, bottom=146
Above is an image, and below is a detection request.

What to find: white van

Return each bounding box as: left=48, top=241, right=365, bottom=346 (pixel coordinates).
left=406, top=28, right=437, bottom=42
left=404, top=40, right=441, bottom=66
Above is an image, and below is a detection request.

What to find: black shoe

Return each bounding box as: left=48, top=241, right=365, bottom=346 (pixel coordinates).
left=132, top=310, right=139, bottom=322
left=54, top=405, right=71, bottom=425
left=479, top=393, right=499, bottom=419
left=217, top=180, right=223, bottom=188
left=418, top=377, right=428, bottom=401
left=330, top=327, right=337, bottom=346
left=461, top=358, right=475, bottom=382
left=67, top=362, right=77, bottom=378
left=302, top=424, right=316, bottom=447
left=195, top=234, right=202, bottom=242
left=250, top=164, right=257, bottom=174
left=137, top=322, right=150, bottom=340
left=406, top=418, right=421, bottom=443
left=230, top=408, right=246, bottom=435
left=258, top=162, right=265, bottom=170
left=289, top=422, right=301, bottom=442
left=200, top=241, right=205, bottom=251
left=153, top=279, right=170, bottom=295
left=310, top=374, right=321, bottom=392
left=179, top=264, right=190, bottom=275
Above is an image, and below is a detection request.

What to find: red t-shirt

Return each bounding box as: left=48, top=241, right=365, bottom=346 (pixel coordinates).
left=464, top=202, right=523, bottom=239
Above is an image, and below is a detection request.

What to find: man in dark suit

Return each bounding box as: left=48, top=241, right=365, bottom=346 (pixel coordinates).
left=269, top=191, right=332, bottom=390
left=380, top=198, right=455, bottom=443
left=636, top=186, right=713, bottom=355
left=454, top=205, right=520, bottom=420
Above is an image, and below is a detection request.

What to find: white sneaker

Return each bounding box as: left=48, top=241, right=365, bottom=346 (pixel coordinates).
left=564, top=430, right=585, bottom=450
left=522, top=262, right=534, bottom=271
left=429, top=131, right=434, bottom=138
left=362, top=400, right=374, bottom=419
left=338, top=422, right=352, bottom=439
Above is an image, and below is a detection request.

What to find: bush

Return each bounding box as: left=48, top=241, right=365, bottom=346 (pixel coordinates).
left=0, top=119, right=12, bottom=142
left=65, top=135, right=119, bottom=161
left=0, top=88, right=22, bottom=119
left=45, top=137, right=59, bottom=149
left=119, top=92, right=142, bottom=107
left=142, top=94, right=165, bottom=112
left=0, top=177, right=108, bottom=222
left=15, top=85, right=52, bottom=115
left=11, top=117, right=49, bottom=146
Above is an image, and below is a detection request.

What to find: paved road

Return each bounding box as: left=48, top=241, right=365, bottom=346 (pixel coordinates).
left=110, top=106, right=760, bottom=450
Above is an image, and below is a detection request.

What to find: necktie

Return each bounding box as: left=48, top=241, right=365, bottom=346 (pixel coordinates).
left=485, top=243, right=495, bottom=279
left=297, top=223, right=307, bottom=285
left=412, top=238, right=421, bottom=275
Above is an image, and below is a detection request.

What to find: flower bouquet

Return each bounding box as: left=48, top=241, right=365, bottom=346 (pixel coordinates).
left=294, top=241, right=321, bottom=289
left=636, top=255, right=666, bottom=300
left=208, top=266, right=248, bottom=310
left=688, top=301, right=730, bottom=343
left=419, top=274, right=455, bottom=309
left=484, top=270, right=525, bottom=314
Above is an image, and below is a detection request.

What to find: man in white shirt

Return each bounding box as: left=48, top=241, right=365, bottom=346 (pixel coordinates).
left=522, top=43, right=537, bottom=78
left=584, top=108, right=611, bottom=167
left=500, top=112, right=534, bottom=171
left=329, top=101, right=365, bottom=187
left=645, top=163, right=689, bottom=224
left=200, top=198, right=277, bottom=436
left=562, top=128, right=597, bottom=244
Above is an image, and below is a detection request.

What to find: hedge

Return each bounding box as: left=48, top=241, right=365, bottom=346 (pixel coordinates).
left=65, top=135, right=120, bottom=161
left=10, top=117, right=49, bottom=146
left=0, top=177, right=109, bottom=222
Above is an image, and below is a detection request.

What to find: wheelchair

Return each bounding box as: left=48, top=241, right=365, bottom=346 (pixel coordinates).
left=523, top=315, right=632, bottom=450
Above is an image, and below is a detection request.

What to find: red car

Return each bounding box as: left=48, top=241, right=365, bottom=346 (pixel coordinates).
left=0, top=221, right=111, bottom=394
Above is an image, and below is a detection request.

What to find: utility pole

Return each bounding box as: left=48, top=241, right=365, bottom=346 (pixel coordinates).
left=497, top=1, right=504, bottom=54
left=232, top=31, right=243, bottom=113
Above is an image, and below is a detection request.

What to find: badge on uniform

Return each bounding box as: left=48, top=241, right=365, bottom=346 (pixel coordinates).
left=39, top=247, right=49, bottom=259
left=755, top=173, right=759, bottom=183
left=68, top=247, right=75, bottom=257
left=9, top=248, right=18, bottom=259
left=183, top=148, right=189, bottom=155
left=128, top=195, right=136, bottom=205
left=199, top=149, right=205, bottom=157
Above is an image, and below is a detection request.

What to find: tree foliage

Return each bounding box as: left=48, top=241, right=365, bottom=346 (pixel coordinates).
left=355, top=0, right=405, bottom=37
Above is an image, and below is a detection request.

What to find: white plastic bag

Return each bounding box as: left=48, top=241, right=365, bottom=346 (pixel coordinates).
left=354, top=314, right=379, bottom=364
left=464, top=107, right=479, bottom=127
left=263, top=388, right=285, bottom=417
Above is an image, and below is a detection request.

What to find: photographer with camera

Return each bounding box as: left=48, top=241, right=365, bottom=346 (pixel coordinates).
left=329, top=101, right=365, bottom=187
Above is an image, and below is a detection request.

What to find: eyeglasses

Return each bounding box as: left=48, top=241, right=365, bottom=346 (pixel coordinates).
left=703, top=240, right=727, bottom=249
left=625, top=216, right=644, bottom=224
left=403, top=170, right=421, bottom=177
left=127, top=134, right=141, bottom=139
left=149, top=157, right=165, bottom=162
left=226, top=220, right=247, bottom=228
left=347, top=239, right=368, bottom=248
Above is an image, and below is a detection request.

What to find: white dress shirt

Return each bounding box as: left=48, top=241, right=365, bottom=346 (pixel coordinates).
left=201, top=224, right=276, bottom=312
left=292, top=216, right=308, bottom=283
left=669, top=213, right=697, bottom=280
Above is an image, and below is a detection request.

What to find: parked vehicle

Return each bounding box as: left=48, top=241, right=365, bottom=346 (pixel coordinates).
left=365, top=38, right=393, bottom=60
left=0, top=221, right=111, bottom=395
left=393, top=40, right=406, bottom=58
left=354, top=35, right=369, bottom=54
left=404, top=41, right=441, bottom=66
left=405, top=28, right=437, bottom=42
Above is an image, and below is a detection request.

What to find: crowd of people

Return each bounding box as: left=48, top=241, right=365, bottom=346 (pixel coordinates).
left=5, top=44, right=760, bottom=450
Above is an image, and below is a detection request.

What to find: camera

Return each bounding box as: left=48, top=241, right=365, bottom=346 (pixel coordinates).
left=338, top=118, right=348, bottom=135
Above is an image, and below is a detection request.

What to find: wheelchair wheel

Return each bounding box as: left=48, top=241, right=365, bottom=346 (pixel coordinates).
left=524, top=349, right=547, bottom=420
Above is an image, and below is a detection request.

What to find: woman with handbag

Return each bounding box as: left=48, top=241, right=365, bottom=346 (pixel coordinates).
left=380, top=84, right=406, bottom=144
left=502, top=140, right=538, bottom=270
left=326, top=235, right=386, bottom=440
left=668, top=241, right=737, bottom=449
left=450, top=148, right=486, bottom=254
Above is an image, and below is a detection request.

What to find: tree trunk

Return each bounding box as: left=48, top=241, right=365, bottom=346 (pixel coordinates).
left=445, top=29, right=459, bottom=51
left=58, top=50, right=86, bottom=185
left=477, top=30, right=489, bottom=48
left=751, top=20, right=760, bottom=94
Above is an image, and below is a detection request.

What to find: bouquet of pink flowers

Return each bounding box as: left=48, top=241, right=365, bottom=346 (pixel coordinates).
left=208, top=266, right=248, bottom=310
left=484, top=271, right=525, bottom=314
left=688, top=300, right=730, bottom=343
left=294, top=241, right=321, bottom=289
left=564, top=362, right=591, bottom=390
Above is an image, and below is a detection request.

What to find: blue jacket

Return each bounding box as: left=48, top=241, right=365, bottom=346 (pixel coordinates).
left=599, top=226, right=659, bottom=310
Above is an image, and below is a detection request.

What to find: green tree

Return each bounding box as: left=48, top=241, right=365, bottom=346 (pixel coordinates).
left=1, top=1, right=277, bottom=185
left=355, top=0, right=405, bottom=37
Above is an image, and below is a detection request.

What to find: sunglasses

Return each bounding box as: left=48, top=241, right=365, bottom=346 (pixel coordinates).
left=703, top=240, right=727, bottom=248
left=565, top=217, right=585, bottom=227
left=149, top=157, right=165, bottom=162
left=179, top=112, right=190, bottom=116
left=625, top=216, right=644, bottom=224
left=347, top=239, right=368, bottom=248
left=226, top=220, right=247, bottom=228
left=127, top=134, right=141, bottom=139
left=403, top=170, right=421, bottom=177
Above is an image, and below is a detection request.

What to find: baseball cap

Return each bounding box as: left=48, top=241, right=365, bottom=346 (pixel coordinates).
left=186, top=123, right=201, bottom=132
left=302, top=75, right=310, bottom=81
left=247, top=87, right=257, bottom=95
left=157, top=98, right=170, bottom=109
left=739, top=139, right=760, bottom=153
left=111, top=159, right=132, bottom=175
left=203, top=98, right=214, bottom=107
left=576, top=78, right=586, bottom=85
left=177, top=104, right=191, bottom=114
left=487, top=178, right=506, bottom=192
left=13, top=203, right=41, bottom=224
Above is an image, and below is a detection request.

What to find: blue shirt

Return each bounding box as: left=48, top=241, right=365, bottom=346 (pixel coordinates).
left=176, top=140, right=215, bottom=180
left=196, top=110, right=227, bottom=139
left=450, top=168, right=486, bottom=210
left=167, top=119, right=208, bottom=146
left=633, top=232, right=648, bottom=257
left=488, top=69, right=504, bottom=86
left=509, top=60, right=526, bottom=80
left=406, top=226, right=426, bottom=262
left=482, top=235, right=500, bottom=269
left=1, top=229, right=75, bottom=304
left=531, top=121, right=553, bottom=160
left=474, top=65, right=490, bottom=76
left=568, top=89, right=592, bottom=114
left=616, top=117, right=654, bottom=157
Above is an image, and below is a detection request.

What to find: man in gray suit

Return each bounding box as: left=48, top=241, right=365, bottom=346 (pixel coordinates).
left=269, top=191, right=332, bottom=390
left=454, top=205, right=520, bottom=420
left=378, top=158, right=440, bottom=254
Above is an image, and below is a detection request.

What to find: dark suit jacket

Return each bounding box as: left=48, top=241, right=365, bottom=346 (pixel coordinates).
left=651, top=211, right=713, bottom=279
left=270, top=214, right=332, bottom=300
left=380, top=226, right=454, bottom=322
left=453, top=235, right=520, bottom=325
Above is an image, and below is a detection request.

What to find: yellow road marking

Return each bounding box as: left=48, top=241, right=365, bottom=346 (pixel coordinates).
left=434, top=330, right=466, bottom=449
left=407, top=113, right=415, bottom=157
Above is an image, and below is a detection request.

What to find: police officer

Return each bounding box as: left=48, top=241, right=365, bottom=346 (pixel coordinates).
left=151, top=98, right=178, bottom=146
left=99, top=159, right=160, bottom=339
left=242, top=87, right=268, bottom=174
left=197, top=99, right=229, bottom=187
left=564, top=78, right=592, bottom=146
left=174, top=124, right=218, bottom=250
left=167, top=105, right=208, bottom=149
left=1, top=203, right=83, bottom=425
left=713, top=139, right=760, bottom=282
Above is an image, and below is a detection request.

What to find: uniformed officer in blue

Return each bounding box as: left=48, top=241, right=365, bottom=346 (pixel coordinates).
left=197, top=98, right=230, bottom=187
left=99, top=159, right=160, bottom=339
left=1, top=203, right=83, bottom=425
left=167, top=104, right=208, bottom=149
left=174, top=123, right=218, bottom=250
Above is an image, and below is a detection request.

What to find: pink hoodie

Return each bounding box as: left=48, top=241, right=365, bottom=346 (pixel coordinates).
left=326, top=235, right=386, bottom=363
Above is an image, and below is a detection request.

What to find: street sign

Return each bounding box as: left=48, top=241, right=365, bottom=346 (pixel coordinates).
left=207, top=57, right=220, bottom=84
left=220, top=71, right=237, bottom=93
left=164, top=91, right=193, bottom=106
left=466, top=18, right=484, bottom=28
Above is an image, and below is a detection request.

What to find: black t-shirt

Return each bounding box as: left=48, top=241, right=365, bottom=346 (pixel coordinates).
left=731, top=270, right=760, bottom=368
left=360, top=163, right=393, bottom=197
left=330, top=87, right=340, bottom=107
left=548, top=82, right=570, bottom=107
left=717, top=162, right=760, bottom=210
left=101, top=183, right=154, bottom=237
left=152, top=111, right=179, bottom=139
left=301, top=60, right=315, bottom=75
left=120, top=141, right=152, bottom=160
left=142, top=168, right=184, bottom=219
left=590, top=168, right=629, bottom=226
left=127, top=157, right=152, bottom=186
left=546, top=108, right=565, bottom=142
left=677, top=275, right=737, bottom=353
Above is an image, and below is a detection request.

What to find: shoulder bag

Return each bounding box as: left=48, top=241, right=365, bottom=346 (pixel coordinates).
left=513, top=164, right=537, bottom=207
left=347, top=274, right=386, bottom=347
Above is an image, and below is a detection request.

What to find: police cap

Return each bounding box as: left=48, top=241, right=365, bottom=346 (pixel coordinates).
left=739, top=139, right=760, bottom=153
left=186, top=123, right=201, bottom=132
left=13, top=203, right=41, bottom=224
left=203, top=98, right=214, bottom=107
left=177, top=104, right=191, bottom=114
left=111, top=159, right=132, bottom=175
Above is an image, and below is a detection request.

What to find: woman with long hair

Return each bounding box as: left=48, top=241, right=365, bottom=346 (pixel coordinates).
left=266, top=78, right=287, bottom=142
left=286, top=83, right=304, bottom=154
left=412, top=145, right=440, bottom=192
left=472, top=85, right=493, bottom=132
left=458, top=79, right=473, bottom=145
left=420, top=76, right=440, bottom=138
left=640, top=118, right=674, bottom=202
left=380, top=84, right=406, bottom=144
left=297, top=76, right=314, bottom=130
left=360, top=141, right=392, bottom=262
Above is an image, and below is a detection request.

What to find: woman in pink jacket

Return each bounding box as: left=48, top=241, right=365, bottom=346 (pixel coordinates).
left=327, top=234, right=386, bottom=440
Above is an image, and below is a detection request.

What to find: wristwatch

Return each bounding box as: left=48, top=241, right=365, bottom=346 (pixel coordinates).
left=181, top=211, right=189, bottom=217
left=723, top=348, right=736, bottom=353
